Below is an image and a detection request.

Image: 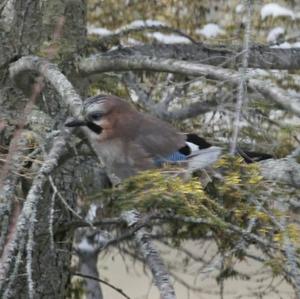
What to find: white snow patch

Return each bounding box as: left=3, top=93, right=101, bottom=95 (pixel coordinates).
left=261, top=3, right=294, bottom=20
left=267, top=27, right=285, bottom=43
left=270, top=110, right=286, bottom=120
left=269, top=109, right=300, bottom=126
left=282, top=115, right=300, bottom=126
left=122, top=210, right=139, bottom=226
left=86, top=204, right=97, bottom=222
left=235, top=4, right=244, bottom=14
left=129, top=89, right=139, bottom=103
left=247, top=68, right=270, bottom=77
left=119, top=19, right=166, bottom=31
left=292, top=42, right=300, bottom=48
left=195, top=23, right=225, bottom=38
left=88, top=20, right=167, bottom=36
left=147, top=32, right=191, bottom=44
left=77, top=238, right=95, bottom=252
left=121, top=38, right=144, bottom=46
left=204, top=111, right=221, bottom=123
left=271, top=41, right=291, bottom=48
left=271, top=42, right=300, bottom=49
left=87, top=26, right=112, bottom=36
left=108, top=46, right=119, bottom=52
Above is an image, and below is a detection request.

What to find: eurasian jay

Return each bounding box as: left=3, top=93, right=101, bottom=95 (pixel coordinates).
left=65, top=94, right=222, bottom=182
left=65, top=94, right=271, bottom=183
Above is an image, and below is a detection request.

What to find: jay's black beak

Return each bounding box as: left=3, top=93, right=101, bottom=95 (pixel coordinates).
left=65, top=117, right=103, bottom=134
left=65, top=118, right=87, bottom=127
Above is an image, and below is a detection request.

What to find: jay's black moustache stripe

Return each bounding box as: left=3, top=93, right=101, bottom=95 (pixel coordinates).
left=86, top=122, right=103, bottom=134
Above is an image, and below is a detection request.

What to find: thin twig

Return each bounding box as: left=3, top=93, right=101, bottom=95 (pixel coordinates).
left=48, top=176, right=91, bottom=226
left=49, top=185, right=57, bottom=251
left=73, top=272, right=131, bottom=299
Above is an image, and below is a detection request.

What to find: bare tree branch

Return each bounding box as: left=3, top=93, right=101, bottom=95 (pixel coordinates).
left=165, top=97, right=219, bottom=120
left=78, top=55, right=300, bottom=117
left=259, top=157, right=300, bottom=186
left=76, top=234, right=107, bottom=299
left=9, top=56, right=82, bottom=116
left=122, top=210, right=176, bottom=299
left=100, top=44, right=300, bottom=70
left=121, top=72, right=152, bottom=107
left=73, top=272, right=131, bottom=299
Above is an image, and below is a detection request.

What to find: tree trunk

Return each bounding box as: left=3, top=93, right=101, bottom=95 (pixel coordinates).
left=78, top=249, right=103, bottom=299
left=0, top=0, right=87, bottom=298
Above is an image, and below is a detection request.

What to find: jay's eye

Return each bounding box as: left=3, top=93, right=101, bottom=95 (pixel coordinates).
left=89, top=112, right=103, bottom=121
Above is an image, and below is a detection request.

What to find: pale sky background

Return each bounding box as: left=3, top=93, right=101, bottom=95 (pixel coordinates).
left=98, top=241, right=293, bottom=299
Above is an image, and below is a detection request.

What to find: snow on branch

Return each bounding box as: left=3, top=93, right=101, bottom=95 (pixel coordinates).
left=261, top=3, right=295, bottom=20
left=79, top=54, right=300, bottom=117
left=88, top=19, right=196, bottom=44
left=195, top=23, right=225, bottom=38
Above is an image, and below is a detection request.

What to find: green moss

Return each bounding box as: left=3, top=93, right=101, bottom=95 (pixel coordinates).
left=84, top=154, right=300, bottom=281
left=94, top=157, right=275, bottom=242
left=88, top=74, right=128, bottom=98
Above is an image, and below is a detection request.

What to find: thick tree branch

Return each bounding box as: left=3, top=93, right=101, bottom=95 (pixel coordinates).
left=122, top=210, right=176, bottom=299
left=76, top=235, right=105, bottom=299
left=259, top=157, right=300, bottom=186
left=97, top=44, right=300, bottom=70
left=79, top=55, right=300, bottom=117
left=9, top=56, right=82, bottom=116
left=165, top=97, right=219, bottom=120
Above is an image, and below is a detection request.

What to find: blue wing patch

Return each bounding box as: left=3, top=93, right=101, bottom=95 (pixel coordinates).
left=155, top=151, right=187, bottom=166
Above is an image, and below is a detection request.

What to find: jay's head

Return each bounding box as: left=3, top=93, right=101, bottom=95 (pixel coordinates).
left=65, top=95, right=137, bottom=140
